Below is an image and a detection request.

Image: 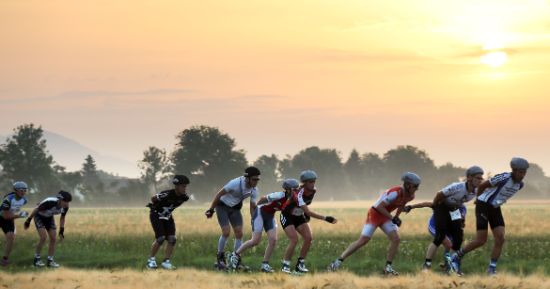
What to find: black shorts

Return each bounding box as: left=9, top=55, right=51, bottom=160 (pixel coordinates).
left=475, top=201, right=505, bottom=230
left=0, top=218, right=15, bottom=234
left=280, top=212, right=308, bottom=229
left=433, top=204, right=463, bottom=250
left=150, top=211, right=176, bottom=238
left=34, top=215, right=56, bottom=231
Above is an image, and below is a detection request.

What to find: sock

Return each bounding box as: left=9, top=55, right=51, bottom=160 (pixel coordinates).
left=283, top=260, right=290, bottom=266
left=47, top=256, right=53, bottom=261
left=217, top=235, right=228, bottom=254
left=489, top=259, right=498, bottom=268
left=338, top=258, right=344, bottom=263
left=35, top=253, right=41, bottom=259
left=163, top=258, right=169, bottom=262
left=234, top=239, right=242, bottom=252
left=148, top=257, right=155, bottom=261
left=386, top=261, right=392, bottom=266
left=424, top=259, right=432, bottom=265
left=297, top=257, right=305, bottom=263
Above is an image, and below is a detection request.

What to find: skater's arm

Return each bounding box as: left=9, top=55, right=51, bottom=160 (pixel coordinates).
left=432, top=192, right=446, bottom=206
left=23, top=207, right=39, bottom=229
left=476, top=180, right=492, bottom=197
left=205, top=189, right=228, bottom=218
left=373, top=202, right=393, bottom=219
left=302, top=205, right=337, bottom=224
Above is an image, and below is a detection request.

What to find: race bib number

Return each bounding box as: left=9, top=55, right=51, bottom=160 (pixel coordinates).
left=449, top=209, right=462, bottom=221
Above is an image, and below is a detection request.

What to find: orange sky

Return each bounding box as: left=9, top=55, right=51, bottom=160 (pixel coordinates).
left=1, top=0, right=550, bottom=177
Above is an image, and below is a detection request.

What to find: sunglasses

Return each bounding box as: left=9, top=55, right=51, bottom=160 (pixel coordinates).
left=251, top=178, right=260, bottom=181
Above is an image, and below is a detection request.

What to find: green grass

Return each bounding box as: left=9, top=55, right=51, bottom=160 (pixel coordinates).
left=3, top=233, right=550, bottom=276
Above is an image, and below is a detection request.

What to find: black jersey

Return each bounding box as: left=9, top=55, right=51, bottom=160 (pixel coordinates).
left=37, top=197, right=69, bottom=218
left=147, top=189, right=189, bottom=219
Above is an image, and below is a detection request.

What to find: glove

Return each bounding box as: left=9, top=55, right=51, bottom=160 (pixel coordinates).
left=18, top=211, right=29, bottom=218
left=324, top=216, right=336, bottom=224
left=403, top=206, right=412, bottom=213
left=59, top=227, right=65, bottom=239
left=205, top=208, right=215, bottom=218
left=391, top=216, right=402, bottom=227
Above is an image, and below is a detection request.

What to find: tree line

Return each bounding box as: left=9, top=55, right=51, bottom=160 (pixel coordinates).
left=1, top=123, right=549, bottom=206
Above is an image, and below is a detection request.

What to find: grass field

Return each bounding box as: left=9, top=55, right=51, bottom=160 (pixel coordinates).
left=0, top=201, right=549, bottom=288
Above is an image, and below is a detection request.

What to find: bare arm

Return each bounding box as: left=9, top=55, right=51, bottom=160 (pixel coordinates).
left=476, top=180, right=492, bottom=197
left=374, top=202, right=393, bottom=219
left=24, top=208, right=39, bottom=229
left=432, top=192, right=446, bottom=206
left=208, top=189, right=228, bottom=211
left=249, top=201, right=257, bottom=216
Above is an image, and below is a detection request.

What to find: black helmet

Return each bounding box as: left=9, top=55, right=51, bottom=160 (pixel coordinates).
left=244, top=166, right=261, bottom=177
left=172, top=175, right=190, bottom=185
left=57, top=190, right=72, bottom=202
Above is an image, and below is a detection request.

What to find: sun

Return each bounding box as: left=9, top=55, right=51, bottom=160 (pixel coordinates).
left=480, top=51, right=508, bottom=68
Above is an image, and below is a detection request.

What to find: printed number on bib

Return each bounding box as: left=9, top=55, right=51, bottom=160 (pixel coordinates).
left=449, top=209, right=462, bottom=221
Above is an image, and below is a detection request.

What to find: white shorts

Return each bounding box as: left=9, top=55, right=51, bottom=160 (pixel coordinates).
left=361, top=220, right=398, bottom=238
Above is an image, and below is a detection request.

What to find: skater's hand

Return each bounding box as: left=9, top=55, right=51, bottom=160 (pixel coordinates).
left=324, top=216, right=337, bottom=224
left=205, top=208, right=215, bottom=218
left=58, top=227, right=65, bottom=241
left=403, top=205, right=413, bottom=213
left=24, top=219, right=31, bottom=230
left=392, top=216, right=402, bottom=227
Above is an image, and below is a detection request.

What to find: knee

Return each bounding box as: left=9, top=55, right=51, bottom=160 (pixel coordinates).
left=288, top=235, right=298, bottom=245
left=235, top=231, right=244, bottom=239
left=476, top=235, right=488, bottom=245
left=221, top=230, right=231, bottom=238
left=155, top=236, right=166, bottom=245
left=269, top=236, right=277, bottom=246
left=358, top=236, right=370, bottom=246
left=303, top=235, right=313, bottom=244
left=6, top=233, right=15, bottom=242
left=167, top=235, right=177, bottom=246
left=494, top=235, right=505, bottom=246
left=391, top=235, right=400, bottom=244
left=39, top=235, right=47, bottom=243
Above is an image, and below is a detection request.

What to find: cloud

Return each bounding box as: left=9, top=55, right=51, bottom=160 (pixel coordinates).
left=0, top=88, right=194, bottom=104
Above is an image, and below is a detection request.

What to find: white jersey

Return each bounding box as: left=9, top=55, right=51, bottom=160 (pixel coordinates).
left=441, top=182, right=477, bottom=208
left=477, top=173, right=524, bottom=207
left=221, top=176, right=258, bottom=207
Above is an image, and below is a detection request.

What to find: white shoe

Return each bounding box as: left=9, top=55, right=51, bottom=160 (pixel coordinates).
left=327, top=259, right=342, bottom=272
left=229, top=252, right=240, bottom=270
left=34, top=258, right=45, bottom=267
left=261, top=263, right=274, bottom=273
left=47, top=259, right=60, bottom=268
left=295, top=260, right=309, bottom=273
left=161, top=259, right=176, bottom=270
left=281, top=263, right=292, bottom=274
left=384, top=264, right=399, bottom=276
left=146, top=259, right=158, bottom=269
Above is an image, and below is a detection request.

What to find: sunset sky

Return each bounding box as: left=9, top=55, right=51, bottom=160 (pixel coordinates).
left=1, top=0, right=550, bottom=177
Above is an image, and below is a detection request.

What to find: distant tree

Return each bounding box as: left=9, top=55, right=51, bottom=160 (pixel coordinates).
left=361, top=152, right=386, bottom=197
left=81, top=155, right=104, bottom=201
left=171, top=126, right=248, bottom=200
left=344, top=149, right=363, bottom=198
left=0, top=124, right=60, bottom=199
left=253, top=154, right=280, bottom=193
left=139, top=146, right=169, bottom=193
left=279, top=146, right=344, bottom=200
